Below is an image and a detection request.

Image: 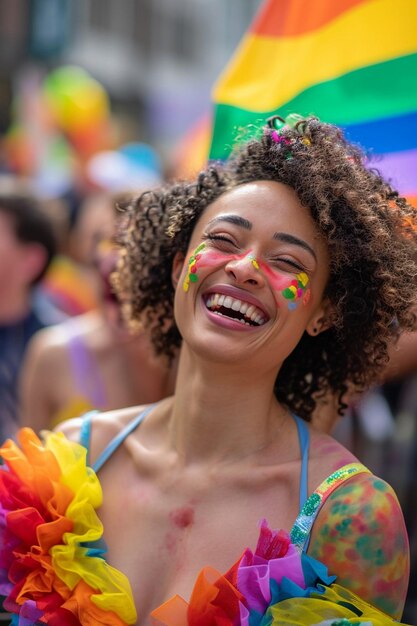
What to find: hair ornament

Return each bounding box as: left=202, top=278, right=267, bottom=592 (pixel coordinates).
left=271, top=131, right=292, bottom=145
left=266, top=114, right=312, bottom=149
left=267, top=115, right=286, bottom=131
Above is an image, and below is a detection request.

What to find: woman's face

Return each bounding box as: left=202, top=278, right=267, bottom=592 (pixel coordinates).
left=173, top=181, right=331, bottom=370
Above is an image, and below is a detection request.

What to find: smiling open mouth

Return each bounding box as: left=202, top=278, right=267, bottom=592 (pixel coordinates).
left=204, top=293, right=268, bottom=326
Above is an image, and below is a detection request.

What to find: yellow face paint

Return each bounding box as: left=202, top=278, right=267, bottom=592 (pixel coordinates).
left=248, top=254, right=260, bottom=270
left=282, top=272, right=310, bottom=310
left=183, top=243, right=206, bottom=292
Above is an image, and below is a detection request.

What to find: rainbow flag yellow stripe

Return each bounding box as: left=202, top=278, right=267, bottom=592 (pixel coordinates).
left=214, top=0, right=417, bottom=114
left=210, top=0, right=417, bottom=199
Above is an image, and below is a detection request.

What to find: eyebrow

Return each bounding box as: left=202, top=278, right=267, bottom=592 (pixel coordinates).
left=206, top=215, right=252, bottom=230
left=273, top=232, right=317, bottom=261
left=206, top=215, right=317, bottom=261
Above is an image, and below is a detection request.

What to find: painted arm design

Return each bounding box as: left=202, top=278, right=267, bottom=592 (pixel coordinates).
left=308, top=472, right=410, bottom=619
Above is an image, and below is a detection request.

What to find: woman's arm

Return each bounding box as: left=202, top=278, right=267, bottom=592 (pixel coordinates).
left=308, top=472, right=409, bottom=619
left=18, top=329, right=59, bottom=432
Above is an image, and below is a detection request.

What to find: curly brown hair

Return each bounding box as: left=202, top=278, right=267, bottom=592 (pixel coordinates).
left=114, top=116, right=417, bottom=421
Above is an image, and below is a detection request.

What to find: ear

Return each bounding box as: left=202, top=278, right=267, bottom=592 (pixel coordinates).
left=306, top=298, right=334, bottom=337
left=172, top=251, right=185, bottom=288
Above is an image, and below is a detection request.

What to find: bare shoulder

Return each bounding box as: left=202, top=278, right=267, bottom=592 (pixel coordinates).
left=309, top=467, right=409, bottom=618
left=19, top=324, right=72, bottom=410
left=24, top=324, right=66, bottom=367
left=23, top=319, right=81, bottom=370
left=56, top=404, right=150, bottom=466
left=307, top=427, right=359, bottom=490
left=23, top=314, right=102, bottom=377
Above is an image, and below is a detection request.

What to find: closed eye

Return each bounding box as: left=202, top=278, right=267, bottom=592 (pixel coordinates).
left=271, top=258, right=305, bottom=272
left=205, top=233, right=237, bottom=247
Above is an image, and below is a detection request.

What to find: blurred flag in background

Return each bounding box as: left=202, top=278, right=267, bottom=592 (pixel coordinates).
left=210, top=0, right=417, bottom=205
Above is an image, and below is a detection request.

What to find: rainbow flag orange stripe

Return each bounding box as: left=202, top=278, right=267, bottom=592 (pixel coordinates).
left=210, top=0, right=417, bottom=199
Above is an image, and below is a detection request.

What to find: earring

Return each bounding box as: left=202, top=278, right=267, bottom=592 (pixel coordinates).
left=312, top=327, right=318, bottom=334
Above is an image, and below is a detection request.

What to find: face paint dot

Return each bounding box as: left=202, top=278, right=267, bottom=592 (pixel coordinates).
left=297, top=272, right=309, bottom=287
left=303, top=289, right=311, bottom=305
left=190, top=266, right=197, bottom=273
left=189, top=273, right=198, bottom=283
left=282, top=287, right=295, bottom=299
left=297, top=288, right=303, bottom=298
left=291, top=280, right=298, bottom=287
left=248, top=255, right=260, bottom=270
left=195, top=254, right=201, bottom=260
left=288, top=302, right=297, bottom=310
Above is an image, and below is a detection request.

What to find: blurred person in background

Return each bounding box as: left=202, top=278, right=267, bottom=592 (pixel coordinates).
left=0, top=185, right=58, bottom=442
left=39, top=187, right=102, bottom=318
left=19, top=189, right=177, bottom=432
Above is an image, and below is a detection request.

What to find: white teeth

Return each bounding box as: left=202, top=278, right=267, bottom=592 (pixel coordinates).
left=205, top=293, right=268, bottom=326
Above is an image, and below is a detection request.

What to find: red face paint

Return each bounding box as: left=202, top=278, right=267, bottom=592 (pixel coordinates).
left=184, top=246, right=308, bottom=306
left=255, top=259, right=295, bottom=293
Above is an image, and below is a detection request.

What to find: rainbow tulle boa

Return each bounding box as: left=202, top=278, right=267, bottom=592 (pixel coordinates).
left=151, top=519, right=408, bottom=626
left=0, top=428, right=136, bottom=625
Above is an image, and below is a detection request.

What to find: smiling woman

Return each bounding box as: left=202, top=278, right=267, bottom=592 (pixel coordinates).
left=2, top=116, right=417, bottom=626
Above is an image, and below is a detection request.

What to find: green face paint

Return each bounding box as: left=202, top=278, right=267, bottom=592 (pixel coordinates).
left=183, top=243, right=206, bottom=292
left=281, top=271, right=309, bottom=310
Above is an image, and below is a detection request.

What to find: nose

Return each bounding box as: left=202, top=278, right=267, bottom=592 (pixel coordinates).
left=225, top=253, right=264, bottom=287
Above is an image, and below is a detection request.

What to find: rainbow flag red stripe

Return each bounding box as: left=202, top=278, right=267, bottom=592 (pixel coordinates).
left=210, top=0, right=417, bottom=201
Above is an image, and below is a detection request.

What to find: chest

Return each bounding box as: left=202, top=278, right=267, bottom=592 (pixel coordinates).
left=97, top=457, right=301, bottom=622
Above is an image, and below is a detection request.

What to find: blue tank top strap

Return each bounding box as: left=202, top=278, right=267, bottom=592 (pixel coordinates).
left=79, top=410, right=99, bottom=466
left=92, top=403, right=157, bottom=473
left=292, top=413, right=310, bottom=511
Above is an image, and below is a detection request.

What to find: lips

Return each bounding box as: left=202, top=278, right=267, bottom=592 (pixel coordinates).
left=203, top=285, right=271, bottom=327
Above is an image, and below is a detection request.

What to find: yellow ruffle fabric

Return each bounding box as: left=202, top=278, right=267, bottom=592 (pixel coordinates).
left=0, top=428, right=137, bottom=625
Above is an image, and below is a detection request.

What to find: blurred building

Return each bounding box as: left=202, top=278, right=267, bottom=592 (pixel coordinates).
left=69, top=0, right=262, bottom=155
left=0, top=0, right=262, bottom=160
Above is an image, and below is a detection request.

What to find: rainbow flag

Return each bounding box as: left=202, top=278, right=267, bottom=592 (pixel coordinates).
left=210, top=0, right=417, bottom=204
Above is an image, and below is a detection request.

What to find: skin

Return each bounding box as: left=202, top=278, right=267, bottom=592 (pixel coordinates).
left=59, top=181, right=409, bottom=624
left=20, top=213, right=177, bottom=431
left=19, top=312, right=178, bottom=430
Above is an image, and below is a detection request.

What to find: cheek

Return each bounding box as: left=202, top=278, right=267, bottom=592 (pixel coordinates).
left=197, top=249, right=230, bottom=269
left=260, top=263, right=310, bottom=311
left=182, top=246, right=228, bottom=292
left=260, top=263, right=293, bottom=293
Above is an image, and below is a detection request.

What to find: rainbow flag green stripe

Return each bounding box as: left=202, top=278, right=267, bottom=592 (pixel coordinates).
left=210, top=53, right=417, bottom=160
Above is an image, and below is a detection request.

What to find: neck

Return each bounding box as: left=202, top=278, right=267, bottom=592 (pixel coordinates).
left=0, top=290, right=31, bottom=324
left=168, top=345, right=289, bottom=465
